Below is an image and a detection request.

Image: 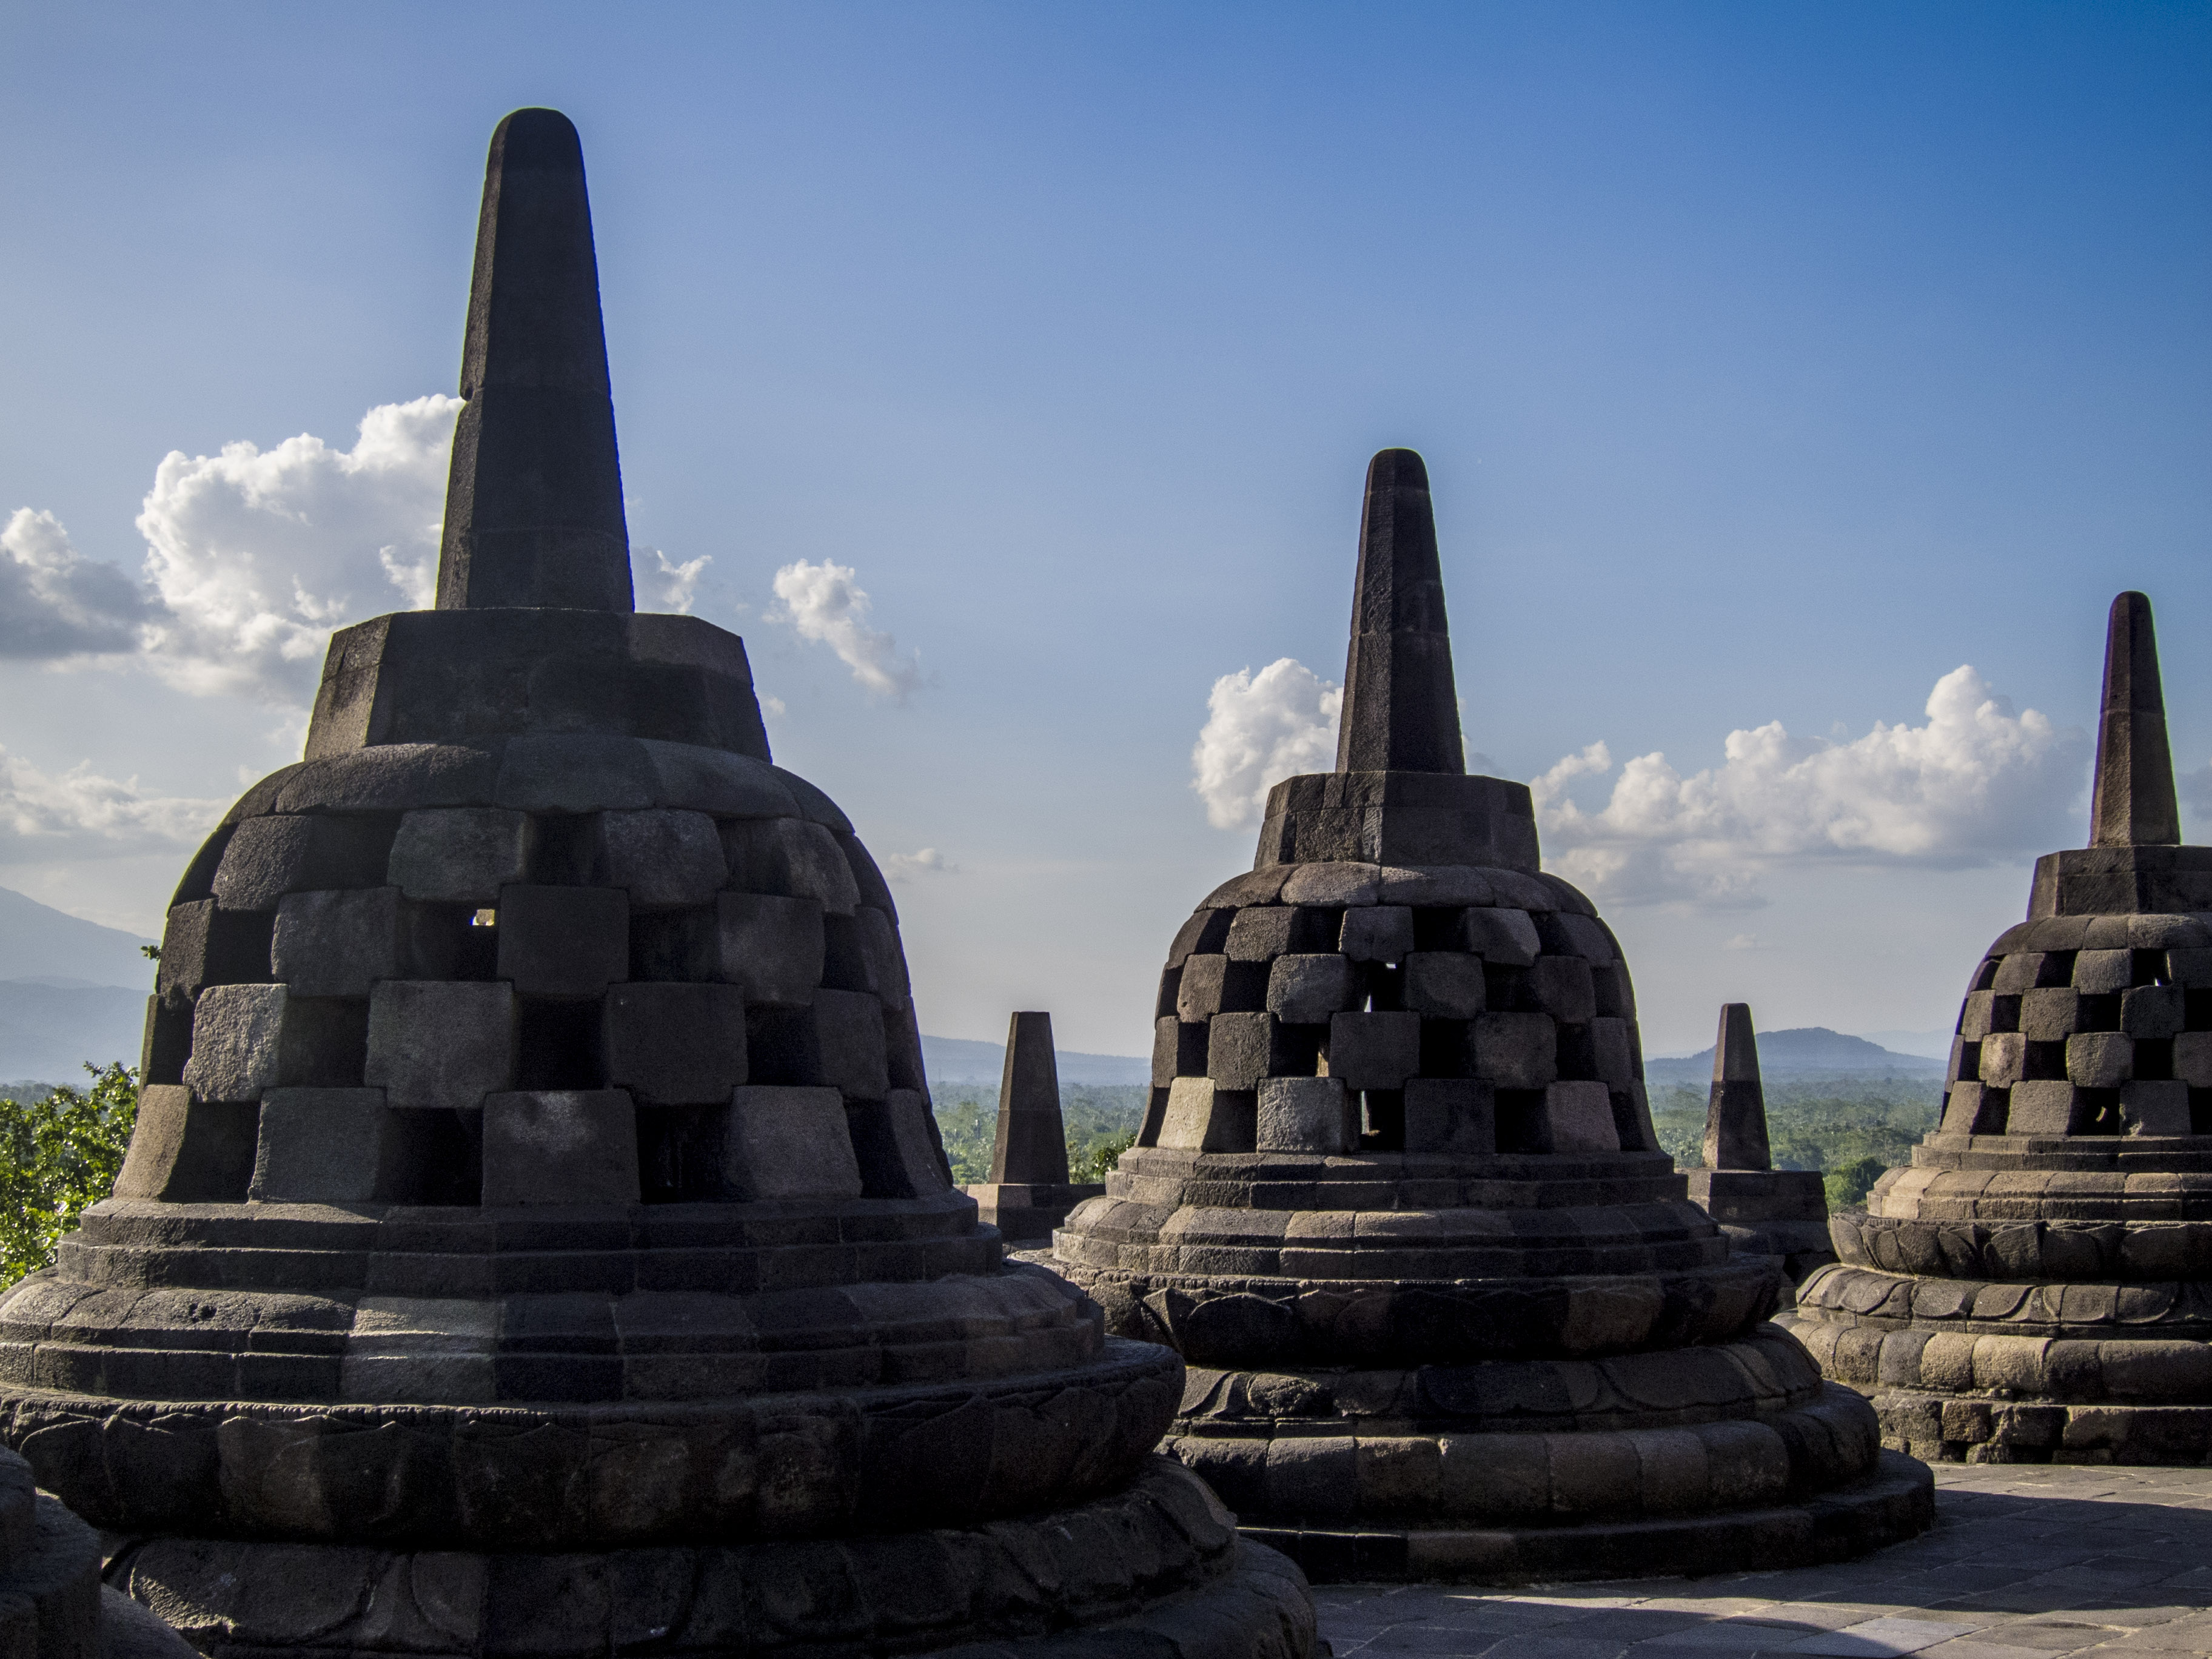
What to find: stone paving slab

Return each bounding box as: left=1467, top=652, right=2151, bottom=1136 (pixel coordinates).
left=1314, top=1465, right=2212, bottom=1659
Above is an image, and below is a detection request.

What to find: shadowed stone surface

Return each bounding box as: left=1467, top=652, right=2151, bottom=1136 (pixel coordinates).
left=965, top=1011, right=1105, bottom=1241
left=1053, top=451, right=1932, bottom=1583
left=4, top=108, right=1312, bottom=1659
left=1794, top=591, right=2212, bottom=1466
left=1683, top=1005, right=1835, bottom=1307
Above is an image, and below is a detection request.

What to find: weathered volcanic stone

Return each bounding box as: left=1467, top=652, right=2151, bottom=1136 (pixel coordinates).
left=964, top=1011, right=1104, bottom=1241
left=1, top=108, right=1312, bottom=1658
left=1680, top=1004, right=1836, bottom=1301
left=1053, top=449, right=1931, bottom=1583
left=1795, top=592, right=2212, bottom=1467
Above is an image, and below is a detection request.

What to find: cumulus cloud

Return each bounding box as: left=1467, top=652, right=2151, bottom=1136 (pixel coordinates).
left=769, top=559, right=920, bottom=699
left=883, top=847, right=955, bottom=880
left=1190, top=658, right=1342, bottom=830
left=0, top=746, right=224, bottom=860
left=0, top=510, right=155, bottom=659
left=1536, top=665, right=2088, bottom=907
left=638, top=547, right=709, bottom=614
left=133, top=395, right=461, bottom=702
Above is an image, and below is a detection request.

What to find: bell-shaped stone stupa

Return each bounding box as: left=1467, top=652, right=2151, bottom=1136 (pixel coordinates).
left=1796, top=592, right=2212, bottom=1465
left=1052, top=449, right=1932, bottom=1583
left=1682, top=1005, right=1835, bottom=1299
left=0, top=110, right=1313, bottom=1659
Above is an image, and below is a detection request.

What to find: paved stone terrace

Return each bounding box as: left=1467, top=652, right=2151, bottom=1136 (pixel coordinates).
left=1314, top=1464, right=2212, bottom=1658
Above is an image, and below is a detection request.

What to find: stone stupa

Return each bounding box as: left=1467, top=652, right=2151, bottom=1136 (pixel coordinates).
left=1796, top=592, right=2212, bottom=1465
left=1683, top=1004, right=1835, bottom=1299
left=1051, top=449, right=1932, bottom=1582
left=0, top=109, right=1313, bottom=1659
left=964, top=1011, right=1104, bottom=1242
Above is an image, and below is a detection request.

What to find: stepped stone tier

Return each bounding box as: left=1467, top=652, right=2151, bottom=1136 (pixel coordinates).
left=0, top=110, right=1314, bottom=1659
left=1682, top=1004, right=1835, bottom=1299
left=964, top=1012, right=1104, bottom=1242
left=1051, top=449, right=1932, bottom=1583
left=0, top=1444, right=196, bottom=1659
left=1795, top=592, right=2212, bottom=1467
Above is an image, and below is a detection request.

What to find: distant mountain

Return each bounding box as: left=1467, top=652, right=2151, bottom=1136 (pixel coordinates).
left=1852, top=1028, right=1955, bottom=1061
left=922, top=1034, right=1150, bottom=1087
left=1644, top=1025, right=1943, bottom=1084
left=0, top=981, right=146, bottom=1084
left=0, top=888, right=156, bottom=990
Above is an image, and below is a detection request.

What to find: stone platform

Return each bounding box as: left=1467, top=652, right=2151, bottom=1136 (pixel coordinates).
left=1312, top=1460, right=2212, bottom=1657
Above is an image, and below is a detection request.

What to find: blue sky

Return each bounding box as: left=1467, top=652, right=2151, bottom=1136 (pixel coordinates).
left=0, top=2, right=2207, bottom=1055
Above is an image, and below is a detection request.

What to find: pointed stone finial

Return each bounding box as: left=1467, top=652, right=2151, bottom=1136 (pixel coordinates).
left=1703, top=1003, right=1772, bottom=1171
left=435, top=109, right=635, bottom=612
left=1334, top=449, right=1465, bottom=775
left=990, top=1011, right=1070, bottom=1184
left=2088, top=591, right=2179, bottom=848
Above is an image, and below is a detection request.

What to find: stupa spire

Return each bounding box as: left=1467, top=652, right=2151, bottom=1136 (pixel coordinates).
left=1334, top=448, right=1464, bottom=774
left=435, top=107, right=634, bottom=612
left=1702, top=1002, right=1772, bottom=1171
left=2088, top=591, right=2179, bottom=848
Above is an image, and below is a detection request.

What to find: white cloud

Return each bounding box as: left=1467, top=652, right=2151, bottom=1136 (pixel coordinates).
left=1536, top=665, right=2087, bottom=908
left=132, top=395, right=461, bottom=703
left=0, top=510, right=154, bottom=659
left=0, top=746, right=224, bottom=862
left=1191, top=658, right=1342, bottom=830
left=769, top=559, right=920, bottom=700
left=638, top=547, right=708, bottom=614
left=883, top=847, right=955, bottom=880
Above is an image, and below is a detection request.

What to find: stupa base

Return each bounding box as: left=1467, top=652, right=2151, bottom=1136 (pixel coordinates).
left=1235, top=1450, right=1932, bottom=1584
left=1866, top=1389, right=2212, bottom=1466
left=102, top=1458, right=1315, bottom=1659
left=964, top=1182, right=1105, bottom=1242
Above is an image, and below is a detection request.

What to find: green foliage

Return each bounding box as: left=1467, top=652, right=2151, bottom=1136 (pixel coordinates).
left=1650, top=1074, right=1940, bottom=1206
left=0, top=1063, right=139, bottom=1289
left=1825, top=1155, right=1891, bottom=1210
left=931, top=1083, right=1150, bottom=1186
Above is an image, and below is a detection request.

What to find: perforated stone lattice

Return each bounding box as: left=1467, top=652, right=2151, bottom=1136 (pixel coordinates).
left=1144, top=860, right=1657, bottom=1160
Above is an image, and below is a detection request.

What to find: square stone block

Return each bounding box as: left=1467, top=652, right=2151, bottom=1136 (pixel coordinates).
left=1992, top=952, right=2053, bottom=994
left=1940, top=1081, right=2005, bottom=1136
left=2172, top=1031, right=2212, bottom=1088
left=213, top=814, right=394, bottom=913
left=272, top=888, right=410, bottom=999
left=1590, top=961, right=1635, bottom=1019
left=1176, top=954, right=1266, bottom=1018
left=1225, top=908, right=1294, bottom=962
left=2122, top=984, right=2185, bottom=1039
left=1267, top=954, right=1360, bottom=1025
left=1538, top=1081, right=1619, bottom=1153
left=749, top=990, right=889, bottom=1101
left=1208, top=1012, right=1310, bottom=1091
left=1471, top=1011, right=1557, bottom=1090
left=1585, top=1017, right=1635, bottom=1087
left=387, top=808, right=535, bottom=904
left=2167, top=947, right=2212, bottom=986
left=1152, top=1015, right=1207, bottom=1085
left=602, top=982, right=748, bottom=1105
left=158, top=900, right=275, bottom=1002
left=1461, top=908, right=1540, bottom=967
left=1402, top=954, right=1484, bottom=1019
left=481, top=1090, right=640, bottom=1205
left=1339, top=906, right=1414, bottom=964
left=721, top=819, right=859, bottom=916
left=366, top=980, right=518, bottom=1110
left=1256, top=1076, right=1356, bottom=1153
left=1155, top=1077, right=1256, bottom=1152
left=2073, top=948, right=2135, bottom=994
left=114, top=1084, right=258, bottom=1202
left=1957, top=991, right=1999, bottom=1041
left=2008, top=1079, right=2092, bottom=1135
left=1527, top=956, right=1596, bottom=1025
left=592, top=810, right=726, bottom=911
left=2019, top=987, right=2083, bottom=1041
left=2120, top=1079, right=2191, bottom=1136
left=249, top=1087, right=409, bottom=1203
left=853, top=908, right=911, bottom=1013
left=846, top=1088, right=950, bottom=1196
left=1539, top=912, right=1615, bottom=964
left=496, top=885, right=629, bottom=999
left=1979, top=1032, right=2028, bottom=1087
left=2066, top=1031, right=2133, bottom=1089
left=184, top=984, right=365, bottom=1100
left=717, top=1085, right=863, bottom=1199
left=1404, top=1077, right=1494, bottom=1155
left=714, top=892, right=824, bottom=1007
left=1327, top=1011, right=1419, bottom=1091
